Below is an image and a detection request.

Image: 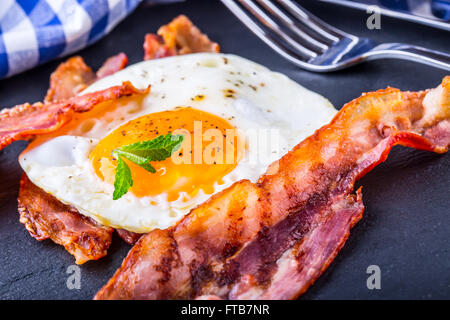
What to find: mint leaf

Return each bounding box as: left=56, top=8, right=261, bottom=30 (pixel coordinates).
left=119, top=133, right=184, bottom=161
left=113, top=156, right=133, bottom=200
left=112, top=133, right=184, bottom=200
left=114, top=149, right=156, bottom=173
left=137, top=161, right=156, bottom=173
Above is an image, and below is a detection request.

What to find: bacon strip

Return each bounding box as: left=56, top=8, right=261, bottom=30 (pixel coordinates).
left=95, top=77, right=450, bottom=300
left=18, top=175, right=114, bottom=264
left=44, top=56, right=95, bottom=103
left=45, top=53, right=128, bottom=103
left=143, top=34, right=176, bottom=60
left=96, top=53, right=128, bottom=79
left=0, top=81, right=148, bottom=150
left=144, top=15, right=219, bottom=60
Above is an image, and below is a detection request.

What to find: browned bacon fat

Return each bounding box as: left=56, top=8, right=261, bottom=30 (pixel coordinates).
left=144, top=15, right=219, bottom=60
left=0, top=81, right=148, bottom=150
left=95, top=77, right=450, bottom=300
left=18, top=175, right=114, bottom=264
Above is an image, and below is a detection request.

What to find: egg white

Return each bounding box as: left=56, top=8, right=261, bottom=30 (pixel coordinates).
left=19, top=53, right=337, bottom=233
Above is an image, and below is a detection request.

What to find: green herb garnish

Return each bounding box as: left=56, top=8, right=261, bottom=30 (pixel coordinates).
left=112, top=133, right=184, bottom=200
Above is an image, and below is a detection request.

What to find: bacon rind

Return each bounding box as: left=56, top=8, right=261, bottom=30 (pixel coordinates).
left=95, top=77, right=450, bottom=300
left=0, top=81, right=149, bottom=150
left=18, top=174, right=114, bottom=264
left=144, top=15, right=219, bottom=60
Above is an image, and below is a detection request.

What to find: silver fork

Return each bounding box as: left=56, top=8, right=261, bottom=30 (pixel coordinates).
left=221, top=0, right=450, bottom=72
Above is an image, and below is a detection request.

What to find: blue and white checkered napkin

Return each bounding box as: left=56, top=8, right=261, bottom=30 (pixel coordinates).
left=0, top=0, right=145, bottom=79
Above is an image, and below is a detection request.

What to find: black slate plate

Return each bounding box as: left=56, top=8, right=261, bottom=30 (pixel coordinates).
left=0, top=0, right=448, bottom=300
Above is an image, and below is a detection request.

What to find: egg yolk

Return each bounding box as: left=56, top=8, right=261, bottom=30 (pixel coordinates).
left=90, top=107, right=242, bottom=201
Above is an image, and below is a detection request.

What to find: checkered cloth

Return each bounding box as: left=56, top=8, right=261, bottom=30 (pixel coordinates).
left=0, top=0, right=145, bottom=79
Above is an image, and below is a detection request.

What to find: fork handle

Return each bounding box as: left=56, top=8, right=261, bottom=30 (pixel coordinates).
left=367, top=43, right=450, bottom=71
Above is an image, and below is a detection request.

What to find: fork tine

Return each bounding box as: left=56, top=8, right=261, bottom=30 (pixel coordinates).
left=256, top=0, right=329, bottom=52
left=276, top=0, right=345, bottom=43
left=221, top=0, right=313, bottom=65
left=239, top=0, right=318, bottom=58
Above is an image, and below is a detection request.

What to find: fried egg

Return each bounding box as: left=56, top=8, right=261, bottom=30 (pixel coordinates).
left=19, top=53, right=337, bottom=233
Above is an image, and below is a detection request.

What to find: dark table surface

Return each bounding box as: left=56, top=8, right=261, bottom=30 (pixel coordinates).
left=0, top=0, right=449, bottom=300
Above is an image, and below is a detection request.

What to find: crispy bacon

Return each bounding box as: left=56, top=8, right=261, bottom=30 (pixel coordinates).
left=143, top=34, right=176, bottom=60
left=18, top=175, right=114, bottom=264
left=95, top=77, right=450, bottom=300
left=0, top=81, right=148, bottom=150
left=44, top=56, right=96, bottom=103
left=45, top=54, right=128, bottom=103
left=144, top=15, right=219, bottom=60
left=96, top=53, right=128, bottom=79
